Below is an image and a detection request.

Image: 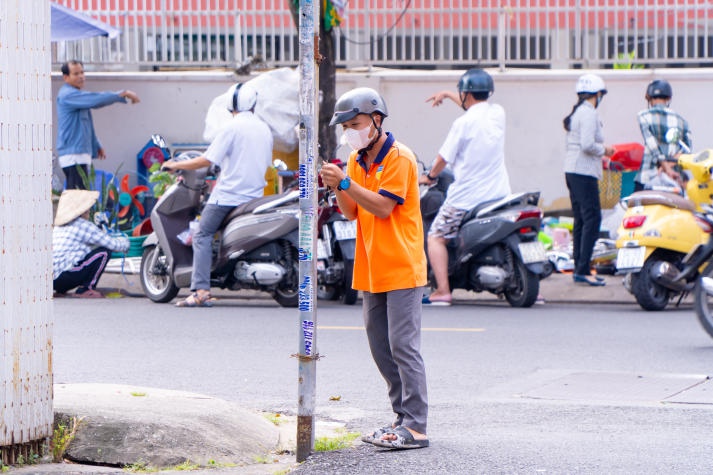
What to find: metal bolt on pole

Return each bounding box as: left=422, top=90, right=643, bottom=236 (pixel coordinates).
left=296, top=0, right=320, bottom=463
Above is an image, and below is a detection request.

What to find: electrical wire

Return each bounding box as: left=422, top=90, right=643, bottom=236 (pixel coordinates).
left=337, top=0, right=413, bottom=45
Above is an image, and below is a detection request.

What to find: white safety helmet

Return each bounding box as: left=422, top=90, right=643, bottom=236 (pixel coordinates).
left=228, top=82, right=258, bottom=112
left=575, top=74, right=607, bottom=95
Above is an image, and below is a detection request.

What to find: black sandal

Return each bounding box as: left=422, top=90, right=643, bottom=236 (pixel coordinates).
left=361, top=425, right=393, bottom=445
left=372, top=426, right=429, bottom=450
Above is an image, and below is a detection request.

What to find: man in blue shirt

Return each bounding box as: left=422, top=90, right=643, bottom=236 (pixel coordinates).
left=56, top=60, right=140, bottom=189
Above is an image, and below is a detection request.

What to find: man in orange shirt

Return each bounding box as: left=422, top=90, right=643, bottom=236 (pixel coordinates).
left=320, top=87, right=429, bottom=450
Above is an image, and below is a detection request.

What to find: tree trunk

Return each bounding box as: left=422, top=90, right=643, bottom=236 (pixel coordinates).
left=318, top=23, right=337, bottom=161
left=288, top=1, right=337, bottom=161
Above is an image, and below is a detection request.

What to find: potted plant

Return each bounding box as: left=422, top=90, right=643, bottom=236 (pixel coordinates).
left=148, top=162, right=175, bottom=198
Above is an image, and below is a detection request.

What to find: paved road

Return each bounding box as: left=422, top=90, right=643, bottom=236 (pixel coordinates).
left=48, top=280, right=713, bottom=474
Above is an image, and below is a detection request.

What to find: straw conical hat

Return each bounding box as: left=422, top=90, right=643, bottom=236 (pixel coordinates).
left=54, top=190, right=99, bottom=226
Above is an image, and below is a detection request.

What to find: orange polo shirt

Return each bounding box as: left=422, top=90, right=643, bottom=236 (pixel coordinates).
left=346, top=133, right=427, bottom=293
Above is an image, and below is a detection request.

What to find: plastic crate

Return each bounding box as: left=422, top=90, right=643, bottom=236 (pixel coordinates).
left=112, top=235, right=147, bottom=258
left=610, top=143, right=644, bottom=171
left=620, top=170, right=637, bottom=199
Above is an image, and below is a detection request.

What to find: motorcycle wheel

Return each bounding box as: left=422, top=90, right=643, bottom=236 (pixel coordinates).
left=140, top=245, right=179, bottom=303
left=631, top=258, right=670, bottom=311
left=341, top=259, right=358, bottom=305
left=693, top=262, right=713, bottom=339
left=273, top=257, right=299, bottom=308
left=318, top=285, right=339, bottom=301
left=504, top=258, right=539, bottom=308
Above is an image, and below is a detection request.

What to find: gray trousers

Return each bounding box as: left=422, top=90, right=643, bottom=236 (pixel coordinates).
left=363, top=287, right=428, bottom=434
left=191, top=203, right=234, bottom=291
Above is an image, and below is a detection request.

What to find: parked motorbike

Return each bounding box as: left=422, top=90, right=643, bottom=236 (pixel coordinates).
left=615, top=136, right=713, bottom=311
left=676, top=205, right=713, bottom=339
left=316, top=186, right=358, bottom=305
left=420, top=169, right=551, bottom=308
left=139, top=156, right=301, bottom=307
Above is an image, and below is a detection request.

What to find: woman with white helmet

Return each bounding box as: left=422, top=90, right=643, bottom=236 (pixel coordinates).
left=562, top=74, right=615, bottom=287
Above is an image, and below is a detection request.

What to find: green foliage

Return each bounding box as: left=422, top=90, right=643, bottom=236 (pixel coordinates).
left=613, top=50, right=645, bottom=69
left=51, top=416, right=82, bottom=462
left=125, top=458, right=230, bottom=472
left=264, top=412, right=286, bottom=426
left=252, top=454, right=276, bottom=464
left=148, top=162, right=175, bottom=198
left=124, top=460, right=156, bottom=472
left=171, top=460, right=199, bottom=471
left=76, top=163, right=123, bottom=230
left=14, top=451, right=40, bottom=466
left=314, top=431, right=359, bottom=452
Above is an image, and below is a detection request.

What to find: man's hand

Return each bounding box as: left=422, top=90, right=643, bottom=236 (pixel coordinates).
left=320, top=162, right=345, bottom=190
left=97, top=147, right=106, bottom=160
left=660, top=161, right=682, bottom=183
left=418, top=174, right=434, bottom=185
left=161, top=160, right=178, bottom=171
left=121, top=90, right=140, bottom=104
left=426, top=90, right=459, bottom=107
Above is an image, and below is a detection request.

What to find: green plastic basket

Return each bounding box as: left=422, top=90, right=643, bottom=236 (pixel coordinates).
left=112, top=235, right=147, bottom=259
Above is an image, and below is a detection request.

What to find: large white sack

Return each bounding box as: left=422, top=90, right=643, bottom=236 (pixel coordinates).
left=203, top=68, right=299, bottom=153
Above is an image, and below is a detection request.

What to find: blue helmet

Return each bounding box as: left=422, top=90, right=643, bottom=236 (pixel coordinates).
left=457, top=68, right=494, bottom=95
left=646, top=79, right=673, bottom=100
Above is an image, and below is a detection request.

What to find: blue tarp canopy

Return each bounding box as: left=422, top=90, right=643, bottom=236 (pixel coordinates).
left=50, top=2, right=120, bottom=41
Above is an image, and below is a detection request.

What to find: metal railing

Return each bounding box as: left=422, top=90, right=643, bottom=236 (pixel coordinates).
left=52, top=0, right=713, bottom=70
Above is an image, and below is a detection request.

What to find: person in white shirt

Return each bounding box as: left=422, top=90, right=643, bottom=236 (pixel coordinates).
left=562, top=74, right=615, bottom=286
left=161, top=83, right=273, bottom=307
left=419, top=68, right=511, bottom=306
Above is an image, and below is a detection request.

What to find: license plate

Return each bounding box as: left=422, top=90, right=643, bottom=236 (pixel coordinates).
left=519, top=241, right=547, bottom=264
left=317, top=238, right=329, bottom=259
left=333, top=220, right=357, bottom=240
left=616, top=247, right=646, bottom=271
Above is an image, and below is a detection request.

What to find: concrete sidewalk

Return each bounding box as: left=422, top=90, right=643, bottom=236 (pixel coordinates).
left=94, top=266, right=638, bottom=305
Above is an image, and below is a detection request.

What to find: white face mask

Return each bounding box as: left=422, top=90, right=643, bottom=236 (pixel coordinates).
left=343, top=125, right=374, bottom=151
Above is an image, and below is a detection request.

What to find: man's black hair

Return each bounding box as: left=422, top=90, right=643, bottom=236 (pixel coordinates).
left=471, top=91, right=490, bottom=101
left=61, top=60, right=83, bottom=76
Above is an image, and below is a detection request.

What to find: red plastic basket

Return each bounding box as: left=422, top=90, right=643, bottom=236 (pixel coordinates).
left=610, top=143, right=644, bottom=171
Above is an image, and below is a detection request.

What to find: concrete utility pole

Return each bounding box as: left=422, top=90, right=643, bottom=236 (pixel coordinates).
left=295, top=0, right=320, bottom=463
left=0, top=0, right=54, bottom=465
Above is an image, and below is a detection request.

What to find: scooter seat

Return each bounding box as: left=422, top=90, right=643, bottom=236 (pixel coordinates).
left=624, top=190, right=695, bottom=212
left=462, top=197, right=503, bottom=223
left=222, top=193, right=291, bottom=225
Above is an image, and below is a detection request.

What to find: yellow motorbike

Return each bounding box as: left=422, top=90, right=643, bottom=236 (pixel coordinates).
left=616, top=147, right=713, bottom=310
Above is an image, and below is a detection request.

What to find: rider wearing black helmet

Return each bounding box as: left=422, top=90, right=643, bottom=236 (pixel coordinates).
left=635, top=79, right=692, bottom=191
left=419, top=68, right=511, bottom=305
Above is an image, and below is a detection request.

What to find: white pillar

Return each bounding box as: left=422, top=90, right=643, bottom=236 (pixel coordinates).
left=0, top=0, right=54, bottom=463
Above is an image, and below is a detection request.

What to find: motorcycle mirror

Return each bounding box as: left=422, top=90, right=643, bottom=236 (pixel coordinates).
left=665, top=128, right=681, bottom=144
left=151, top=134, right=167, bottom=148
